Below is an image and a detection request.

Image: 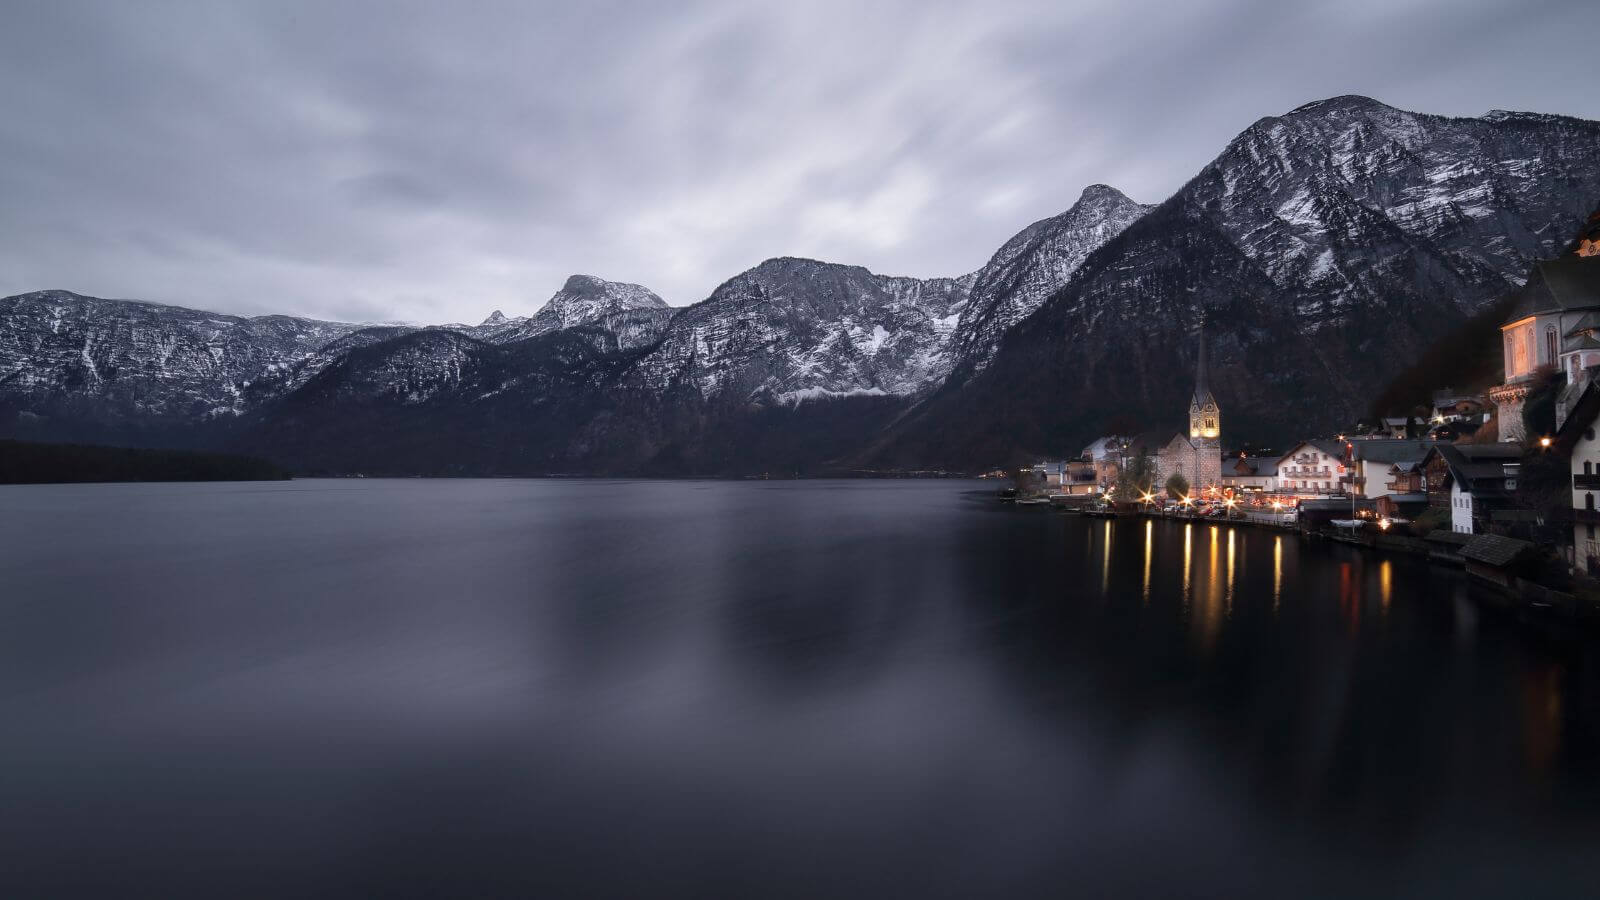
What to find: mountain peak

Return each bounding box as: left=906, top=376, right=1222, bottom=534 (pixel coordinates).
left=1076, top=183, right=1135, bottom=206
left=480, top=309, right=509, bottom=326
left=552, top=275, right=668, bottom=309
left=1285, top=94, right=1393, bottom=116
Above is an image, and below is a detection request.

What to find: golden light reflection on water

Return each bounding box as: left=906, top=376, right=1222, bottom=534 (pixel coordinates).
left=1142, top=520, right=1152, bottom=605
left=1195, top=526, right=1223, bottom=651
left=1380, top=560, right=1392, bottom=616
left=1273, top=537, right=1282, bottom=612
left=1182, top=524, right=1193, bottom=609
left=1226, top=528, right=1236, bottom=614
left=1102, top=520, right=1113, bottom=595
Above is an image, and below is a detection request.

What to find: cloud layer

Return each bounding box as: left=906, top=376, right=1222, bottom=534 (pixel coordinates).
left=1, top=0, right=1593, bottom=323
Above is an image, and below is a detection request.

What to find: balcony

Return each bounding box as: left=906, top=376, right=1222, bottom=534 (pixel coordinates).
left=1575, top=473, right=1600, bottom=490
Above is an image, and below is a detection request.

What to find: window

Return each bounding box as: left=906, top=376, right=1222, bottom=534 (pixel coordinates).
left=1546, top=326, right=1558, bottom=363
left=1587, top=494, right=1594, bottom=511
left=1587, top=461, right=1593, bottom=475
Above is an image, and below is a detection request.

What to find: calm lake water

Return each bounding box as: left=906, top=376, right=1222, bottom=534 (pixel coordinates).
left=2, top=479, right=1598, bottom=897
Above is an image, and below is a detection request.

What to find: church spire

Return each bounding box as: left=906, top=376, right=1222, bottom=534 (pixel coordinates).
left=1188, top=318, right=1219, bottom=446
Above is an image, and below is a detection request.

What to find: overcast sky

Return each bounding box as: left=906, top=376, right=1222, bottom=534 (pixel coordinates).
left=1, top=0, right=1593, bottom=324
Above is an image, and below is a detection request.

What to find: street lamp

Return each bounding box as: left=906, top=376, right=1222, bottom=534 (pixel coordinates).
left=1540, top=436, right=1552, bottom=449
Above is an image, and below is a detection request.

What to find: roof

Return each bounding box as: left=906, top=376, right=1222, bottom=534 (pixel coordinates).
left=1390, top=460, right=1420, bottom=473
left=1556, top=378, right=1600, bottom=450
left=1503, top=255, right=1600, bottom=323
left=1278, top=439, right=1347, bottom=463
left=1422, top=442, right=1523, bottom=494
left=1460, top=533, right=1536, bottom=567
left=1223, top=455, right=1278, bottom=478
left=1350, top=439, right=1436, bottom=465
left=1566, top=332, right=1600, bottom=352
left=1565, top=311, right=1600, bottom=336
left=1426, top=530, right=1473, bottom=545
left=1192, top=324, right=1214, bottom=408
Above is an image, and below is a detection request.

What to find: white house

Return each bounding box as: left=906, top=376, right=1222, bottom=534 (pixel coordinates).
left=1348, top=440, right=1436, bottom=500
left=1421, top=443, right=1524, bottom=536
left=1275, top=440, right=1348, bottom=495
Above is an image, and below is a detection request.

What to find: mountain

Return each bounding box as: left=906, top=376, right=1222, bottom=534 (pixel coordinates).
left=873, top=96, right=1600, bottom=467
left=948, top=184, right=1152, bottom=375
left=459, top=275, right=676, bottom=351
left=3, top=96, right=1597, bottom=475
left=627, top=257, right=974, bottom=403
left=0, top=290, right=363, bottom=443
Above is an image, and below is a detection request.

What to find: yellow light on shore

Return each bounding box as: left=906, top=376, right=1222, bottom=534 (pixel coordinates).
left=1540, top=436, right=1552, bottom=448
left=1378, top=517, right=1391, bottom=531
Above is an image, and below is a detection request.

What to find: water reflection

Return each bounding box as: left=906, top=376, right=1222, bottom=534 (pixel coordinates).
left=2, top=482, right=1599, bottom=898
left=1142, top=520, right=1152, bottom=605
left=1273, top=536, right=1283, bottom=611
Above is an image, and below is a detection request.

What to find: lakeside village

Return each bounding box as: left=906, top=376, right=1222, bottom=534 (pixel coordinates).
left=995, top=213, right=1600, bottom=620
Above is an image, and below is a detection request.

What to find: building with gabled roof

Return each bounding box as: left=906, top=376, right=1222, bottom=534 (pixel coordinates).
left=1421, top=442, right=1523, bottom=534
left=1347, top=439, right=1437, bottom=499
left=1276, top=439, right=1348, bottom=495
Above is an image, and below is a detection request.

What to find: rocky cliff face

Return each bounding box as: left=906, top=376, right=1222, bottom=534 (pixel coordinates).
left=0, top=290, right=363, bottom=435
left=462, top=274, right=676, bottom=352
left=948, top=184, right=1152, bottom=375
left=877, top=96, right=1600, bottom=466
left=627, top=257, right=975, bottom=403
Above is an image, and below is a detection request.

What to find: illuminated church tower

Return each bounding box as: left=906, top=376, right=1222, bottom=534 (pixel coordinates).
left=1187, top=324, right=1222, bottom=490
left=1188, top=324, right=1220, bottom=448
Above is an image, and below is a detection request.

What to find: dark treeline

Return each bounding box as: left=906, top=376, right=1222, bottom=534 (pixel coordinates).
left=1367, top=292, right=1519, bottom=418
left=0, top=439, right=289, bottom=484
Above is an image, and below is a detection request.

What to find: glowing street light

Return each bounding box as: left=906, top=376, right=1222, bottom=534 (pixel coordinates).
left=1540, top=436, right=1552, bottom=449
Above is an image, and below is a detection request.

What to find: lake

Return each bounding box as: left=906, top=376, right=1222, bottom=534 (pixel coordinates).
left=2, top=479, right=1597, bottom=897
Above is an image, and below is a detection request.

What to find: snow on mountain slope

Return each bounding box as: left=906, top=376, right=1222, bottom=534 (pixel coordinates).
left=627, top=257, right=975, bottom=401
left=0, top=290, right=364, bottom=421
left=948, top=184, right=1153, bottom=375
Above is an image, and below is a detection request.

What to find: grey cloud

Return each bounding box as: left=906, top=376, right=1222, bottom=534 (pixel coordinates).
left=0, top=0, right=1593, bottom=325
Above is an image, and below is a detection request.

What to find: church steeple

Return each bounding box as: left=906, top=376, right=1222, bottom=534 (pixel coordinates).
left=1188, top=321, right=1220, bottom=446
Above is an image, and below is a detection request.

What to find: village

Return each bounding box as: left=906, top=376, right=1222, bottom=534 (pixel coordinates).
left=1002, top=209, right=1600, bottom=616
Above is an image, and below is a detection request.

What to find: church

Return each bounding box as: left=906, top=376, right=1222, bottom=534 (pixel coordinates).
left=1155, top=328, right=1223, bottom=493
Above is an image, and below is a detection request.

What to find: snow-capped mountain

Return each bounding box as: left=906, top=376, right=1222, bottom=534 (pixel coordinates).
left=4, top=96, right=1598, bottom=474
left=948, top=184, right=1152, bottom=376
left=628, top=257, right=975, bottom=402
left=442, top=274, right=675, bottom=352
left=878, top=96, right=1600, bottom=467
left=0, top=290, right=364, bottom=429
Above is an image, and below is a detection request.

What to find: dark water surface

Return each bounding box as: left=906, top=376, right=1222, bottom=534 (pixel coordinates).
left=3, top=479, right=1598, bottom=897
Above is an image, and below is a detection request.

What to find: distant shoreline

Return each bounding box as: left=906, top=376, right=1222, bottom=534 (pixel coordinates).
left=0, top=439, right=289, bottom=485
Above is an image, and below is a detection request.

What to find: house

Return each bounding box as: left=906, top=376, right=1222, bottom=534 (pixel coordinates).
left=1275, top=439, right=1348, bottom=495
left=1459, top=534, right=1540, bottom=589
left=1221, top=455, right=1277, bottom=493
left=1487, top=253, right=1600, bottom=440
left=1347, top=440, right=1436, bottom=500
left=1574, top=206, right=1600, bottom=258
left=1431, top=389, right=1487, bottom=423
left=1554, top=377, right=1600, bottom=574
left=1421, top=442, right=1524, bottom=534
